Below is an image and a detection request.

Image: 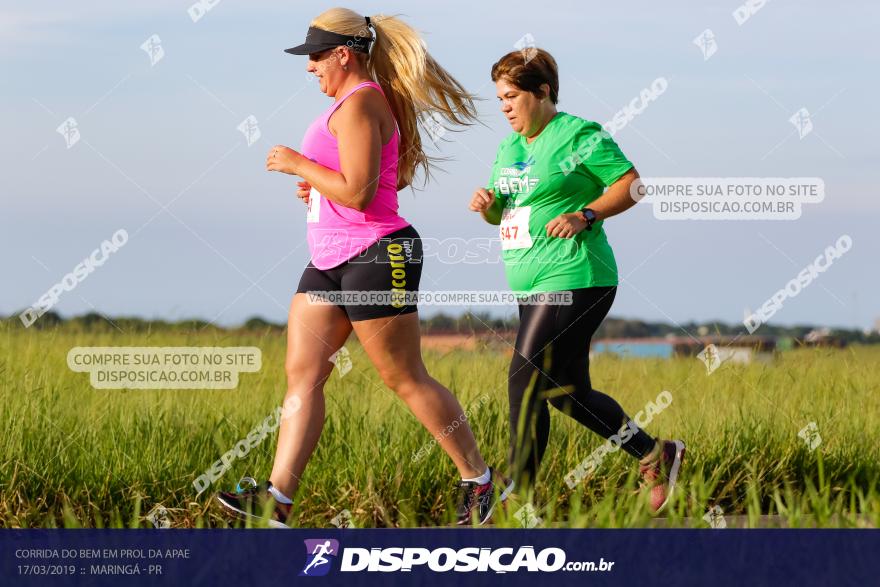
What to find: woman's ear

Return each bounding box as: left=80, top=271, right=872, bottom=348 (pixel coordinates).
left=335, top=47, right=349, bottom=70
left=540, top=83, right=551, bottom=102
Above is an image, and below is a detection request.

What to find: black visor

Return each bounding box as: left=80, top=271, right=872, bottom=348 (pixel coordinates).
left=284, top=26, right=372, bottom=56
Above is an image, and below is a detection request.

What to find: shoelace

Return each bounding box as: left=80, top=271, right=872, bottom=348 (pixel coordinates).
left=639, top=461, right=659, bottom=481
left=456, top=481, right=477, bottom=514
left=639, top=449, right=671, bottom=489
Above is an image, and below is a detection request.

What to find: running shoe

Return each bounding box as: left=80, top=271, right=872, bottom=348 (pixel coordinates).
left=639, top=439, right=686, bottom=513
left=215, top=478, right=291, bottom=529
left=455, top=467, right=515, bottom=526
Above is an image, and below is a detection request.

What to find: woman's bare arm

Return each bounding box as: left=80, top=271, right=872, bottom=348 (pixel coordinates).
left=266, top=90, right=386, bottom=211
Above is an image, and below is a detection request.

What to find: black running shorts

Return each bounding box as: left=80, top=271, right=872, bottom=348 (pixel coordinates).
left=295, top=225, right=423, bottom=322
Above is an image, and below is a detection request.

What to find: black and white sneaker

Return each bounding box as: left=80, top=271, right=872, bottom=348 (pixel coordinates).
left=215, top=478, right=291, bottom=529
left=455, top=468, right=515, bottom=526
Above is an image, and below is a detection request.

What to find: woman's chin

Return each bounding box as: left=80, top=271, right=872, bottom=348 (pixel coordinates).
left=508, top=120, right=528, bottom=134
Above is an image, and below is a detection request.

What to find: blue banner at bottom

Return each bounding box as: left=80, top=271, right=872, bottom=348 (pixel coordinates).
left=2, top=529, right=876, bottom=586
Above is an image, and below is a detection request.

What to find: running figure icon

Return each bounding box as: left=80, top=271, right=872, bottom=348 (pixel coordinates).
left=302, top=540, right=335, bottom=575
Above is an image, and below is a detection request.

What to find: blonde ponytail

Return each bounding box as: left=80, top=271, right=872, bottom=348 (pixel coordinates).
left=311, top=7, right=478, bottom=189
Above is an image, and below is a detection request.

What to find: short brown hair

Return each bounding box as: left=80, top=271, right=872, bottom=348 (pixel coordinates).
left=491, top=48, right=559, bottom=104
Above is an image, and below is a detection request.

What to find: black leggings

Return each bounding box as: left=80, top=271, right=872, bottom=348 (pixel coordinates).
left=508, top=286, right=657, bottom=489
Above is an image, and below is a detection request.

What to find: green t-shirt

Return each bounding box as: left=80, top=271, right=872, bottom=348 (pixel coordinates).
left=486, top=112, right=633, bottom=295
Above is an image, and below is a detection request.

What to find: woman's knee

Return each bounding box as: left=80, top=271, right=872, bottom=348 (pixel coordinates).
left=508, top=356, right=546, bottom=401
left=547, top=392, right=570, bottom=413
left=377, top=363, right=428, bottom=396
left=285, top=357, right=332, bottom=392
left=546, top=383, right=592, bottom=413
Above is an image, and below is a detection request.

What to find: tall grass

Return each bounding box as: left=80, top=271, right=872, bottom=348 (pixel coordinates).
left=1, top=323, right=878, bottom=528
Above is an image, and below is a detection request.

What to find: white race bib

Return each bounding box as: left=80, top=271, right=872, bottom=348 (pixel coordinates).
left=499, top=205, right=533, bottom=250
left=306, top=188, right=321, bottom=223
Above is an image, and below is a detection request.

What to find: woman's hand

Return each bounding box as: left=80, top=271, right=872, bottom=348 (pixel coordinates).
left=469, top=188, right=503, bottom=225
left=468, top=187, right=496, bottom=212
left=266, top=145, right=303, bottom=175
left=545, top=212, right=587, bottom=238
left=296, top=181, right=311, bottom=204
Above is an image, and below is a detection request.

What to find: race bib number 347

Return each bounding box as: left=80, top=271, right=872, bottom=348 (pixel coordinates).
left=500, top=206, right=533, bottom=250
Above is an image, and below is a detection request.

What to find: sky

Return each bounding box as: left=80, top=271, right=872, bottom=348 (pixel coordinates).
left=1, top=1, right=878, bottom=330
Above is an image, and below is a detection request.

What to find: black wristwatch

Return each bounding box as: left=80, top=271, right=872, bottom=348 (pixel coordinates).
left=579, top=207, right=598, bottom=231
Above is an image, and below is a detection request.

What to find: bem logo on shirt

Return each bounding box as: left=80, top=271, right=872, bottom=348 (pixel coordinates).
left=497, top=156, right=540, bottom=195
left=495, top=174, right=540, bottom=196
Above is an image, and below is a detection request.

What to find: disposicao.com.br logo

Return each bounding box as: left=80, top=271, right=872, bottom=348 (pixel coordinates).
left=299, top=539, right=614, bottom=575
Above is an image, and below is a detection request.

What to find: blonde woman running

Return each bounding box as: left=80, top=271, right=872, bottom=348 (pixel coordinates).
left=215, top=8, right=512, bottom=528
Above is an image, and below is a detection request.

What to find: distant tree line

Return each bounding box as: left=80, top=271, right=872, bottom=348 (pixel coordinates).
left=3, top=310, right=879, bottom=345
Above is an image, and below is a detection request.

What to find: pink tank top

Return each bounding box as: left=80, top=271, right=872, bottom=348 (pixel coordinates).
left=301, top=80, right=410, bottom=270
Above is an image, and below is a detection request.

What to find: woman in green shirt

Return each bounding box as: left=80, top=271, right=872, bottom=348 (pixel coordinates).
left=469, top=48, right=685, bottom=512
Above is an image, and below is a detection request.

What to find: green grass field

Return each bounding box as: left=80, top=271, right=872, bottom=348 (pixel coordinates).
left=2, top=323, right=878, bottom=529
